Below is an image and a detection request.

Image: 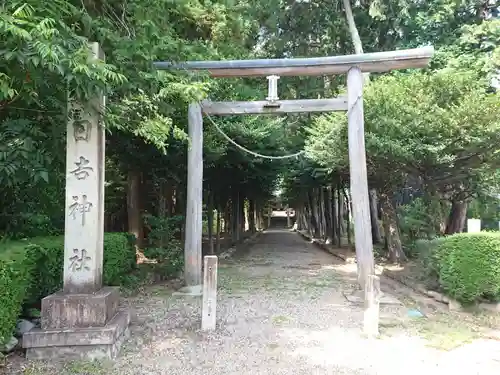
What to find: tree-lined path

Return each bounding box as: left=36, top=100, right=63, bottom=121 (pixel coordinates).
left=11, top=230, right=500, bottom=375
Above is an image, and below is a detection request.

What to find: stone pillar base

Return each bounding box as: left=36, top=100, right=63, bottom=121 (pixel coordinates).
left=23, top=287, right=130, bottom=360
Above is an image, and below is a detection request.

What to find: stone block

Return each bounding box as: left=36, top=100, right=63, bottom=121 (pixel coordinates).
left=41, top=287, right=119, bottom=330
left=23, top=309, right=130, bottom=361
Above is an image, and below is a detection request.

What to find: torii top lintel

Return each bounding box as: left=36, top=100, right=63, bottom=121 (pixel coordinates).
left=153, top=46, right=434, bottom=78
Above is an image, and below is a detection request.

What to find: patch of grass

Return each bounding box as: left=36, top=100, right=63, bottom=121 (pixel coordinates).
left=381, top=312, right=486, bottom=351
left=219, top=264, right=343, bottom=297
left=416, top=319, right=479, bottom=350
left=272, top=315, right=290, bottom=325
left=300, top=279, right=337, bottom=290
left=218, top=268, right=279, bottom=293
left=61, top=359, right=113, bottom=374
left=21, top=365, right=43, bottom=375
left=267, top=342, right=280, bottom=349
left=147, top=284, right=174, bottom=297
left=0, top=240, right=28, bottom=256
left=18, top=359, right=115, bottom=375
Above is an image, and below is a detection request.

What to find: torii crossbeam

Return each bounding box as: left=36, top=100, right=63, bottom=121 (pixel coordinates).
left=154, top=46, right=434, bottom=336
left=154, top=47, right=433, bottom=77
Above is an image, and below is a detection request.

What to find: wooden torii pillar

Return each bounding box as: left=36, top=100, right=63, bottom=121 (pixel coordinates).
left=154, top=47, right=434, bottom=333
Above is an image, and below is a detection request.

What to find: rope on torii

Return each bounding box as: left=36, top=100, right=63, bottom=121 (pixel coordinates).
left=204, top=75, right=362, bottom=160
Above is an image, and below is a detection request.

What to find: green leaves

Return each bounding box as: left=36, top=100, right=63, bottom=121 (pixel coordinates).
left=301, top=67, right=500, bottom=199
left=0, top=118, right=51, bottom=187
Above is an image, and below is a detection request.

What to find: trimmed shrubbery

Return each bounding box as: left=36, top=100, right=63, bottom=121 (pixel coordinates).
left=0, top=249, right=31, bottom=347
left=438, top=233, right=500, bottom=305
left=418, top=232, right=500, bottom=305
left=0, top=232, right=136, bottom=345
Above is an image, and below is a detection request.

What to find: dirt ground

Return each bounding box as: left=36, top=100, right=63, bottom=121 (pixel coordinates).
left=4, top=230, right=500, bottom=375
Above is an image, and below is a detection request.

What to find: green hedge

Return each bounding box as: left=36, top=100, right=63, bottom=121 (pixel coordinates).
left=417, top=232, right=500, bottom=305
left=414, top=237, right=447, bottom=290
left=0, top=233, right=136, bottom=345
left=438, top=233, right=500, bottom=305
left=0, top=250, right=31, bottom=346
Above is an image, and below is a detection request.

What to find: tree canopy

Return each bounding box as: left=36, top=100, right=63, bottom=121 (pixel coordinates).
left=1, top=0, right=499, bottom=263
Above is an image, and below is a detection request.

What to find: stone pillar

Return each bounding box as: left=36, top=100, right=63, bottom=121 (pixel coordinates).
left=23, top=43, right=130, bottom=360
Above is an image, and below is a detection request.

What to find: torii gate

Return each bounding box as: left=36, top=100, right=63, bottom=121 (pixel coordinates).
left=154, top=47, right=434, bottom=334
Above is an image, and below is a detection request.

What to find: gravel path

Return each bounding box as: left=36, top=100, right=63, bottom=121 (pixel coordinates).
left=9, top=230, right=500, bottom=375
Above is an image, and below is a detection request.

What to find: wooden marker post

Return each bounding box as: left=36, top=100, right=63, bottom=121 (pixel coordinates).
left=202, top=255, right=218, bottom=331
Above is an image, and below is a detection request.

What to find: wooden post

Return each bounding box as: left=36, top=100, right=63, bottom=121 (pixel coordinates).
left=202, top=255, right=218, bottom=331
left=181, top=103, right=203, bottom=294
left=286, top=205, right=291, bottom=228
left=347, top=66, right=378, bottom=333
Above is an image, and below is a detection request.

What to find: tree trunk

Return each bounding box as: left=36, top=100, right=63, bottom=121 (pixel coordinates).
left=304, top=202, right=311, bottom=234
left=336, top=186, right=342, bottom=247
left=207, top=192, right=214, bottom=255
left=295, top=206, right=301, bottom=230
left=330, top=187, right=338, bottom=245
left=286, top=205, right=291, bottom=228
left=223, top=200, right=230, bottom=234
left=380, top=193, right=406, bottom=263
left=249, top=199, right=256, bottom=232
left=445, top=200, right=468, bottom=234
left=324, top=188, right=333, bottom=243
left=259, top=205, right=266, bottom=230
left=232, top=195, right=240, bottom=242
left=215, top=205, right=221, bottom=253
left=300, top=207, right=306, bottom=231
left=342, top=0, right=363, bottom=54
left=308, top=191, right=320, bottom=237
left=240, top=195, right=246, bottom=236
left=342, top=0, right=370, bottom=83
left=127, top=169, right=143, bottom=247
left=158, top=179, right=168, bottom=248
left=177, top=188, right=186, bottom=244
left=338, top=185, right=345, bottom=237
left=174, top=187, right=181, bottom=215
left=256, top=201, right=262, bottom=231
left=319, top=188, right=327, bottom=239
left=166, top=183, right=173, bottom=216
left=344, top=188, right=352, bottom=246
left=369, top=189, right=382, bottom=244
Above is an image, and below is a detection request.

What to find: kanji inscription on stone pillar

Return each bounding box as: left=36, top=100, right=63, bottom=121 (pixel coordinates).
left=63, top=42, right=105, bottom=294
